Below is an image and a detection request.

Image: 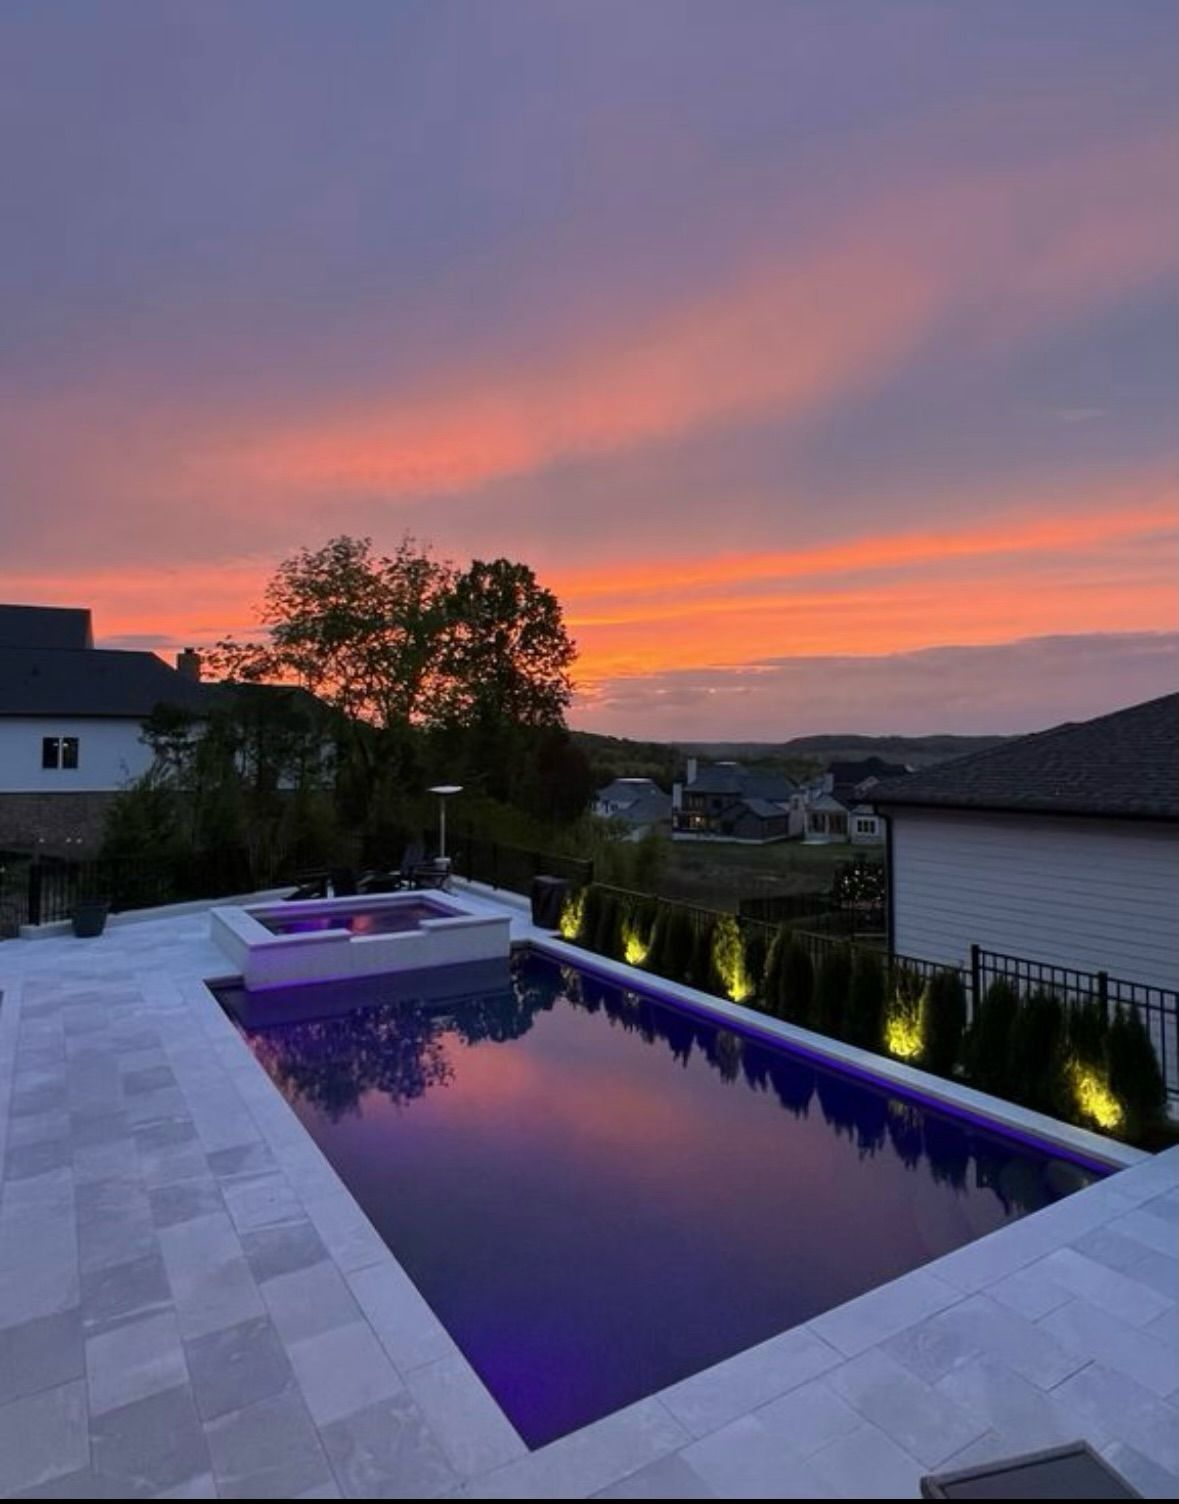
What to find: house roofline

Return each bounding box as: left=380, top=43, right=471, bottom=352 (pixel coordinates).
left=871, top=796, right=1179, bottom=824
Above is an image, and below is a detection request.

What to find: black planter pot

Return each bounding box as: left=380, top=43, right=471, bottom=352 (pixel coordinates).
left=72, top=899, right=110, bottom=938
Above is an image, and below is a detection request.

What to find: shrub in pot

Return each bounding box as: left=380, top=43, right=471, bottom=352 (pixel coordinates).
left=72, top=896, right=110, bottom=938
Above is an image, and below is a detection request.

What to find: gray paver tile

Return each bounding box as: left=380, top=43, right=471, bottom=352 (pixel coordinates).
left=240, top=1218, right=329, bottom=1285
left=825, top=1346, right=987, bottom=1467
left=682, top=1411, right=833, bottom=1498
left=288, top=1319, right=403, bottom=1427
left=320, top=1392, right=459, bottom=1499
left=204, top=1382, right=334, bottom=1498
left=185, top=1315, right=293, bottom=1422
left=150, top=1176, right=225, bottom=1229
left=90, top=1381, right=211, bottom=1498
left=807, top=1419, right=925, bottom=1500
left=659, top=1325, right=842, bottom=1438
left=594, top=1453, right=717, bottom=1498
left=0, top=1379, right=89, bottom=1496
left=0, top=1306, right=85, bottom=1407
left=404, top=1352, right=523, bottom=1477
left=261, top=1259, right=362, bottom=1345
left=85, top=1309, right=188, bottom=1414
left=1040, top=1296, right=1179, bottom=1397
left=80, top=1251, right=172, bottom=1335
left=1053, top=1362, right=1179, bottom=1476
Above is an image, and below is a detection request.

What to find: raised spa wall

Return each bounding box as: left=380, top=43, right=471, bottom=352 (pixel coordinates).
left=210, top=893, right=512, bottom=989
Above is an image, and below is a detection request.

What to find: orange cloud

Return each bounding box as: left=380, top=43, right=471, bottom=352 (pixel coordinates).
left=195, top=132, right=1173, bottom=503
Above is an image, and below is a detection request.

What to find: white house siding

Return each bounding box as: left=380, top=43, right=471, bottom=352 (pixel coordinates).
left=0, top=716, right=153, bottom=792
left=889, top=808, right=1179, bottom=992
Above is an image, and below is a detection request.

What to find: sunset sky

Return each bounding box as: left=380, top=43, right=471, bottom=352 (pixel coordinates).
left=1, top=1, right=1176, bottom=739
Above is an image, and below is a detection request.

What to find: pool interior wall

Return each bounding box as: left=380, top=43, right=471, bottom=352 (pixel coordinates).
left=220, top=948, right=1106, bottom=1449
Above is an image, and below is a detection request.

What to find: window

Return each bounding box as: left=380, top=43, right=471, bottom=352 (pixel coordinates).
left=856, top=817, right=876, bottom=834
left=41, top=736, right=80, bottom=770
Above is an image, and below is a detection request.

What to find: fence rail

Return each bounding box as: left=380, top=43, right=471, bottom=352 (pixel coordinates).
left=3, top=848, right=257, bottom=930
left=974, top=945, right=1178, bottom=1102
left=451, top=833, right=593, bottom=899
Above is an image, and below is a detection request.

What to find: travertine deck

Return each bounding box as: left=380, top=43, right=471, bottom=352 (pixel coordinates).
left=1, top=896, right=1175, bottom=1499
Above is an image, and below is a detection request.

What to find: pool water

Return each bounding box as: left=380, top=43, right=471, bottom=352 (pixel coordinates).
left=256, top=899, right=451, bottom=936
left=229, top=949, right=1103, bottom=1448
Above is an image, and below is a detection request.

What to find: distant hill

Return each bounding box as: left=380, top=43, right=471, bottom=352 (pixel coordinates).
left=572, top=729, right=1011, bottom=785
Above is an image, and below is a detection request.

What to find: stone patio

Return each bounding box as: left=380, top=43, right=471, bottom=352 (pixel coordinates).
left=0, top=894, right=1176, bottom=1499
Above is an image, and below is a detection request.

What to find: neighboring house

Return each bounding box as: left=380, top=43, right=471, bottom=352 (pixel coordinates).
left=803, top=790, right=849, bottom=843
left=871, top=693, right=1179, bottom=992
left=0, top=605, right=211, bottom=853
left=673, top=759, right=796, bottom=843
left=0, top=602, right=329, bottom=856
left=593, top=777, right=672, bottom=840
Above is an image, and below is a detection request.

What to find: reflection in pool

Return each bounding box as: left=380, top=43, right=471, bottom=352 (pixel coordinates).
left=224, top=950, right=1103, bottom=1448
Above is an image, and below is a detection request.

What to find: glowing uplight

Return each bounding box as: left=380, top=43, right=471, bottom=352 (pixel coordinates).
left=713, top=915, right=754, bottom=1002
left=1070, top=1062, right=1124, bottom=1131
left=559, top=889, right=586, bottom=941
left=622, top=920, right=651, bottom=967
left=885, top=993, right=925, bottom=1061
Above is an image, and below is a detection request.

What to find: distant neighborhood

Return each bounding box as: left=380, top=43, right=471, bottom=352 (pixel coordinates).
left=594, top=754, right=909, bottom=846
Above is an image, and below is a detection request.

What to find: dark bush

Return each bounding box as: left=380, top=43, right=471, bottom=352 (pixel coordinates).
left=924, top=969, right=968, bottom=1077
left=762, top=926, right=790, bottom=1017
left=813, top=945, right=852, bottom=1038
left=649, top=903, right=696, bottom=985
left=578, top=884, right=605, bottom=952
left=743, top=926, right=770, bottom=1001
left=966, top=978, right=1019, bottom=1094
left=778, top=939, right=816, bottom=1025
left=691, top=914, right=718, bottom=992
left=591, top=889, right=623, bottom=959
left=845, top=950, right=886, bottom=1050
left=1006, top=988, right=1065, bottom=1111
left=1068, top=994, right=1110, bottom=1071
left=1108, top=1003, right=1167, bottom=1139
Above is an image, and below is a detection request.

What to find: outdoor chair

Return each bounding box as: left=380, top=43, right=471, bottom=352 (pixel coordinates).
left=920, top=1440, right=1140, bottom=1499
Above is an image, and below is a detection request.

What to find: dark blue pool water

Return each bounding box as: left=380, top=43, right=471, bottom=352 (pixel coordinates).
left=225, top=949, right=1104, bottom=1448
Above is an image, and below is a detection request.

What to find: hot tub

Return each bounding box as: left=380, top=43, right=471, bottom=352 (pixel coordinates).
left=210, top=890, right=511, bottom=990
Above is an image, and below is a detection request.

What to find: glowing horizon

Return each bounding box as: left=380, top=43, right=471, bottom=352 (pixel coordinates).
left=1, top=2, right=1176, bottom=738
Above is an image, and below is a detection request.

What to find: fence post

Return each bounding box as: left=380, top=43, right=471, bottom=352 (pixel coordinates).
left=969, top=943, right=982, bottom=1019
left=27, top=857, right=43, bottom=928
left=1097, top=970, right=1109, bottom=1021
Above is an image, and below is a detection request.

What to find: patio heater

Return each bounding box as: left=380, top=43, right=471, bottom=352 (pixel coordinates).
left=428, top=784, right=463, bottom=862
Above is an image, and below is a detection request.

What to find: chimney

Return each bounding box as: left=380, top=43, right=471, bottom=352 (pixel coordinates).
left=176, top=648, right=202, bottom=682
left=672, top=781, right=683, bottom=811
left=686, top=756, right=698, bottom=786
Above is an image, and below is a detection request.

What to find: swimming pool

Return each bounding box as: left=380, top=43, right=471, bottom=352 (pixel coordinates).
left=223, top=949, right=1105, bottom=1448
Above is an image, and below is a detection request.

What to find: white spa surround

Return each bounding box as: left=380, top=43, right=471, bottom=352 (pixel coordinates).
left=210, top=891, right=511, bottom=989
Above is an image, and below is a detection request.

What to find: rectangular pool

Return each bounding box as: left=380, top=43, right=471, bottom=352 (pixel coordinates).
left=222, top=949, right=1105, bottom=1448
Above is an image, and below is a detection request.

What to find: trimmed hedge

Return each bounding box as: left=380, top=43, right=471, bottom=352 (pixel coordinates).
left=923, top=968, right=967, bottom=1077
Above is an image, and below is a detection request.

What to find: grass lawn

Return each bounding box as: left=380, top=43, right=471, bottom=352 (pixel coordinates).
left=656, top=838, right=881, bottom=911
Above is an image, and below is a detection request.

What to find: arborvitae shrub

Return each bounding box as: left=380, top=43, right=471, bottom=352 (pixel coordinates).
left=649, top=902, right=694, bottom=986
left=621, top=893, right=658, bottom=965
left=846, top=950, right=886, bottom=1050
left=691, top=914, right=718, bottom=992
left=592, top=890, right=623, bottom=959
left=744, top=927, right=770, bottom=1002
left=778, top=939, right=815, bottom=1025
left=1006, top=988, right=1065, bottom=1111
left=967, top=978, right=1019, bottom=1094
left=711, top=913, right=753, bottom=1001
left=1068, top=995, right=1110, bottom=1071
left=762, top=926, right=791, bottom=1017
left=924, top=969, right=968, bottom=1077
left=578, top=885, right=605, bottom=952
left=813, top=945, right=852, bottom=1039
left=1108, top=1004, right=1166, bottom=1140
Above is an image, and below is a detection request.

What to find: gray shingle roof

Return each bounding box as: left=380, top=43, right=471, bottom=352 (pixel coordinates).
left=871, top=694, right=1179, bottom=821
left=0, top=605, right=93, bottom=651
left=0, top=646, right=212, bottom=717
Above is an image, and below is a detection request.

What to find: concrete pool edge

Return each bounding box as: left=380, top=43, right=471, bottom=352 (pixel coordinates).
left=527, top=935, right=1146, bottom=1173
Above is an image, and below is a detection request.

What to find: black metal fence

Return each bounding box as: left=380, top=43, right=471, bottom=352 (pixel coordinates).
left=973, top=945, right=1178, bottom=1102
left=450, top=833, right=593, bottom=899
left=5, top=848, right=257, bottom=930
